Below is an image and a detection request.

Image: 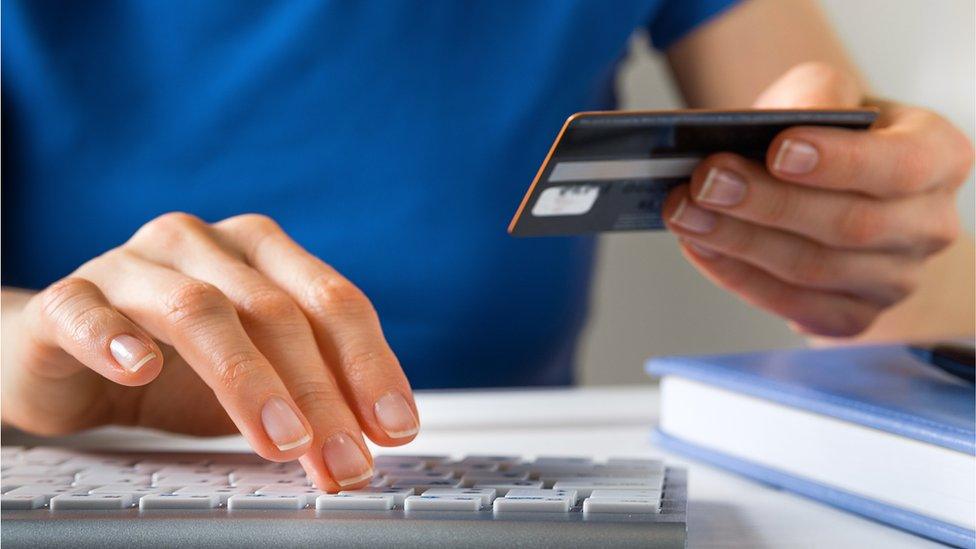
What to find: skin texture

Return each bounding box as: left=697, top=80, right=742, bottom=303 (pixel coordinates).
left=663, top=0, right=975, bottom=340
left=1, top=0, right=973, bottom=482
left=1, top=213, right=419, bottom=492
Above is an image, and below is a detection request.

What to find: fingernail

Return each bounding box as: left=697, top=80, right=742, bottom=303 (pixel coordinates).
left=773, top=138, right=819, bottom=174
left=374, top=392, right=419, bottom=439
left=109, top=335, right=156, bottom=372
left=323, top=433, right=373, bottom=487
left=261, top=397, right=311, bottom=452
left=681, top=239, right=721, bottom=259
left=670, top=198, right=717, bottom=234
left=697, top=167, right=747, bottom=206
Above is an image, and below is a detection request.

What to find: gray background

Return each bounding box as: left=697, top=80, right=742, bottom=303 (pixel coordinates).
left=578, top=0, right=975, bottom=385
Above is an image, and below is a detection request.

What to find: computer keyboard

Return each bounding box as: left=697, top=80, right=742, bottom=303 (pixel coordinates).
left=1, top=446, right=687, bottom=548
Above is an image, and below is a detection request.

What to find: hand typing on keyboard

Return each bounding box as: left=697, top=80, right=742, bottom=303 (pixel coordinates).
left=0, top=213, right=419, bottom=491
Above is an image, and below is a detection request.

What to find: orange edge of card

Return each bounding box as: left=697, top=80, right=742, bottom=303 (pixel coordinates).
left=505, top=106, right=879, bottom=236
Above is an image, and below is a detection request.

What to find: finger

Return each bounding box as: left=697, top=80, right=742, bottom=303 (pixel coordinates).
left=676, top=239, right=882, bottom=338
left=687, top=153, right=960, bottom=254
left=127, top=213, right=374, bottom=490
left=767, top=105, right=975, bottom=197
left=215, top=214, right=419, bottom=447
left=76, top=250, right=315, bottom=463
left=664, top=186, right=920, bottom=306
left=22, top=276, right=163, bottom=384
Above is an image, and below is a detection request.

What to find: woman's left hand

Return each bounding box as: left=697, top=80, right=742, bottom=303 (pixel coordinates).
left=664, top=62, right=974, bottom=337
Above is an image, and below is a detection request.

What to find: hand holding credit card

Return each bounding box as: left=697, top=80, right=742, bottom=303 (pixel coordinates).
left=508, top=109, right=877, bottom=236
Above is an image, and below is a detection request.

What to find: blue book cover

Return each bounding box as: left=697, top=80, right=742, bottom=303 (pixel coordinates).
left=646, top=345, right=976, bottom=548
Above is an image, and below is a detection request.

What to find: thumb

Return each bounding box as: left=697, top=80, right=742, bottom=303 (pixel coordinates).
left=754, top=61, right=864, bottom=108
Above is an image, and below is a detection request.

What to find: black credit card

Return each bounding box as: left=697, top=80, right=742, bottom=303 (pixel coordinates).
left=508, top=109, right=878, bottom=237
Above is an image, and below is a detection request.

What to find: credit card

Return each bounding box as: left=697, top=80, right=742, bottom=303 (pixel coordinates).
left=508, top=109, right=878, bottom=237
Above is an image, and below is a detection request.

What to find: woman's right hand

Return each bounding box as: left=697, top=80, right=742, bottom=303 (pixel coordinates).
left=1, top=212, right=419, bottom=491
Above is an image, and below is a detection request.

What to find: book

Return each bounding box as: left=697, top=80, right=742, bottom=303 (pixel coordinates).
left=646, top=345, right=976, bottom=548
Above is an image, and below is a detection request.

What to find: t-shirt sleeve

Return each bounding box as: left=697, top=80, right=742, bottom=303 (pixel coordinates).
left=647, top=0, right=741, bottom=51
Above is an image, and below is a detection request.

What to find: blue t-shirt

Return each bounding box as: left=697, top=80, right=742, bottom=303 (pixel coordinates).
left=2, top=0, right=735, bottom=389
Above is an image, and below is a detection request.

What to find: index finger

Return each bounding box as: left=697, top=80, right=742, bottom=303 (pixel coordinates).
left=214, top=215, right=419, bottom=446
left=768, top=104, right=974, bottom=198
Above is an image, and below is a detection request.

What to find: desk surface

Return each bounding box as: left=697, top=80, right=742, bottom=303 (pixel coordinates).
left=3, top=386, right=940, bottom=548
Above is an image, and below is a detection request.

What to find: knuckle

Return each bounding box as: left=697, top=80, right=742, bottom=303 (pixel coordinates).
left=759, top=186, right=796, bottom=227
left=289, top=383, right=347, bottom=415
left=133, top=212, right=205, bottom=247
left=228, top=213, right=282, bottom=235
left=890, top=146, right=931, bottom=194
left=40, top=278, right=116, bottom=345
left=886, top=273, right=919, bottom=305
left=211, top=350, right=266, bottom=392
left=41, top=278, right=98, bottom=319
left=724, top=225, right=758, bottom=257
left=339, top=348, right=399, bottom=383
left=786, top=245, right=832, bottom=287
left=836, top=202, right=886, bottom=247
left=832, top=308, right=878, bottom=338
left=305, top=274, right=373, bottom=317
left=162, top=281, right=231, bottom=327
left=922, top=214, right=960, bottom=254
left=946, top=130, right=975, bottom=186
left=842, top=136, right=870, bottom=180
left=237, top=286, right=301, bottom=320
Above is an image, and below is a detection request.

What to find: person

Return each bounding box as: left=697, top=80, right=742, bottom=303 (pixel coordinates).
left=2, top=0, right=973, bottom=491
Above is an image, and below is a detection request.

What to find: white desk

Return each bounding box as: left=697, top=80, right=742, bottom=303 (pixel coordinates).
left=3, top=386, right=940, bottom=548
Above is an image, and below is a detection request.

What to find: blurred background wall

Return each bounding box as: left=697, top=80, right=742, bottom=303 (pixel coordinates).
left=577, top=0, right=976, bottom=385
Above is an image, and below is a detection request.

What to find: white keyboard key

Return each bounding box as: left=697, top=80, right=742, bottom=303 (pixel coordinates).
left=374, top=455, right=449, bottom=467
left=338, top=488, right=415, bottom=506
left=459, top=455, right=521, bottom=465
left=151, top=472, right=228, bottom=485
left=403, top=495, right=482, bottom=512
left=375, top=462, right=426, bottom=474
left=133, top=460, right=210, bottom=473
left=61, top=456, right=134, bottom=469
left=533, top=457, right=593, bottom=467
left=452, top=462, right=501, bottom=474
left=388, top=479, right=461, bottom=492
left=50, top=493, right=133, bottom=510
left=1, top=493, right=46, bottom=509
left=75, top=473, right=148, bottom=485
left=383, top=471, right=455, bottom=484
left=582, top=496, right=659, bottom=514
left=4, top=485, right=86, bottom=503
left=505, top=488, right=579, bottom=505
left=551, top=478, right=661, bottom=498
left=588, top=489, right=661, bottom=500
left=227, top=493, right=305, bottom=510
left=4, top=465, right=70, bottom=476
left=19, top=448, right=76, bottom=465
left=421, top=488, right=497, bottom=506
left=255, top=486, right=325, bottom=507
left=174, top=486, right=254, bottom=505
left=458, top=471, right=529, bottom=486
left=472, top=480, right=543, bottom=495
left=316, top=494, right=395, bottom=510
left=89, top=486, right=164, bottom=498
left=1, top=446, right=25, bottom=461
left=605, top=458, right=665, bottom=473
left=493, top=495, right=571, bottom=513
left=2, top=475, right=74, bottom=488
left=229, top=474, right=306, bottom=486
left=139, top=493, right=219, bottom=509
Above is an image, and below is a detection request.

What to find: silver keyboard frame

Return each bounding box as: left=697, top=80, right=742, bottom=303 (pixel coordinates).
left=3, top=453, right=687, bottom=548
